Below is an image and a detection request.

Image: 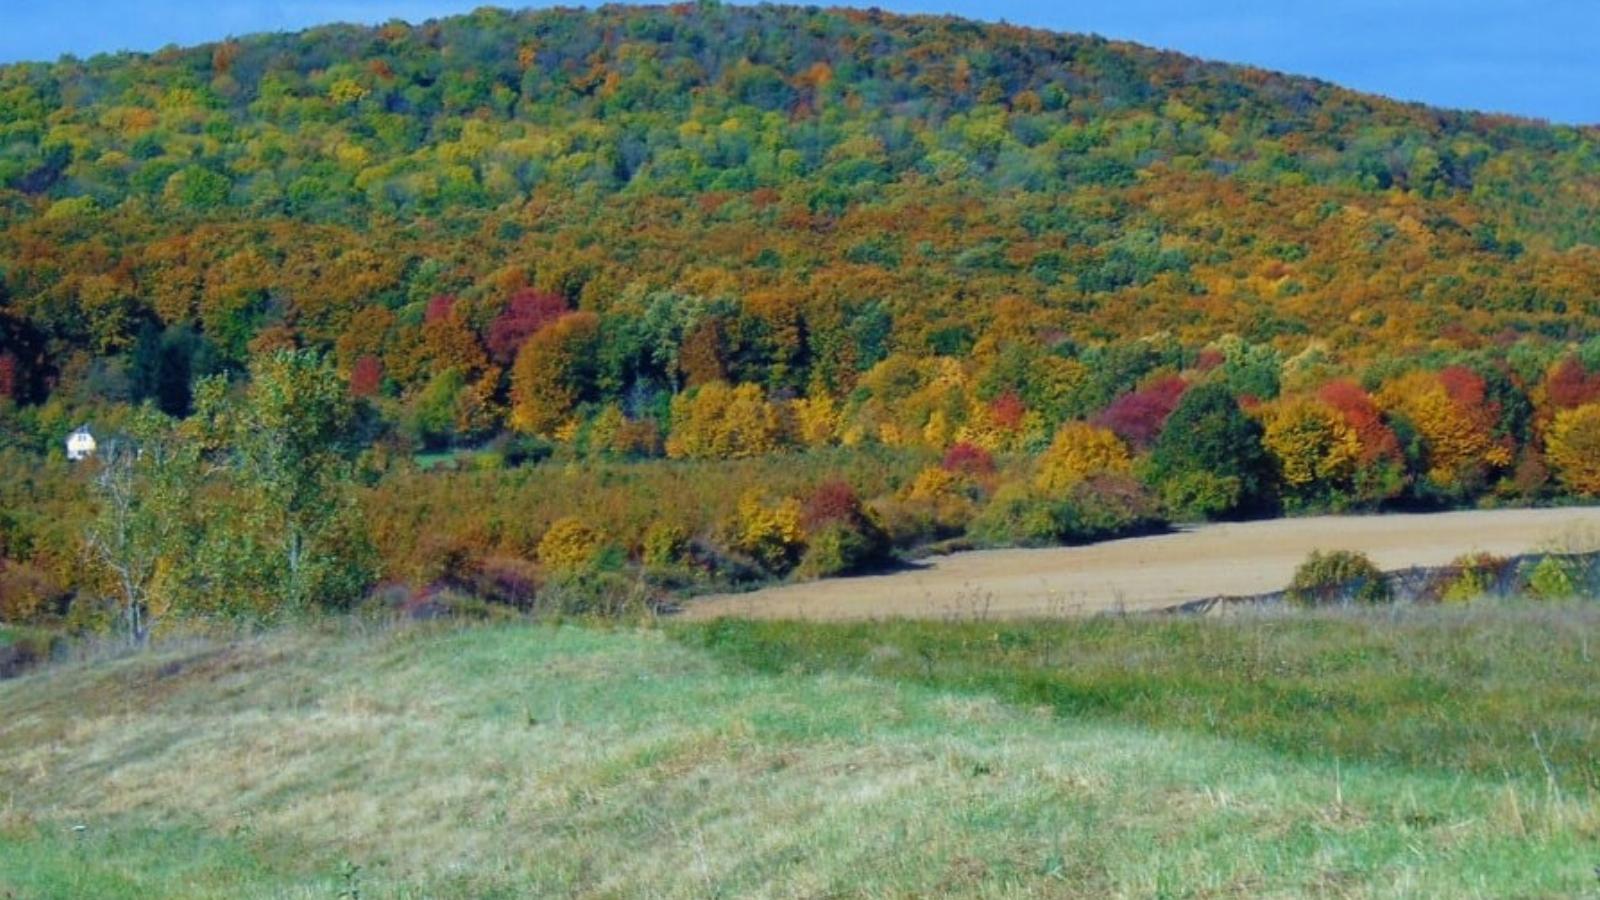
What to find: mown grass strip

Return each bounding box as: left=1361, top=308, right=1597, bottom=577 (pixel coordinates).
left=673, top=604, right=1600, bottom=790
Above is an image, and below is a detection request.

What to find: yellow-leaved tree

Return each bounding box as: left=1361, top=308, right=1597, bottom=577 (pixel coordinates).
left=730, top=490, right=805, bottom=572
left=1035, top=422, right=1131, bottom=494
left=789, top=388, right=840, bottom=448
left=1376, top=370, right=1503, bottom=487
left=1546, top=403, right=1600, bottom=496
left=665, top=381, right=783, bottom=459
left=1262, top=397, right=1361, bottom=498
left=538, top=517, right=604, bottom=573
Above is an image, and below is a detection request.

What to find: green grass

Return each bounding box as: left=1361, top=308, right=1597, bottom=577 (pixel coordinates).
left=0, top=624, right=54, bottom=648
left=0, top=615, right=1596, bottom=896
left=675, top=604, right=1600, bottom=791
left=411, top=448, right=483, bottom=471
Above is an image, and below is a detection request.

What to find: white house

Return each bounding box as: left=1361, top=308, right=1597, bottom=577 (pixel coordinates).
left=66, top=425, right=96, bottom=461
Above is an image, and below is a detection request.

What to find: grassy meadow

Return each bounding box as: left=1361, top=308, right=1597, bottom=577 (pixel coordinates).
left=0, top=606, right=1597, bottom=897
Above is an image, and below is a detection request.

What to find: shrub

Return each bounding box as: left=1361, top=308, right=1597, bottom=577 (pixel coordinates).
left=730, top=491, right=806, bottom=574
left=871, top=496, right=939, bottom=548
left=971, top=475, right=1162, bottom=547
left=1286, top=550, right=1392, bottom=606
left=641, top=521, right=689, bottom=569
left=1524, top=555, right=1578, bottom=600
left=404, top=587, right=521, bottom=622
left=470, top=556, right=541, bottom=610
left=1438, top=552, right=1511, bottom=603
left=797, top=481, right=891, bottom=576
left=0, top=563, right=64, bottom=623
left=797, top=523, right=880, bottom=579
left=1159, top=471, right=1242, bottom=522
left=802, top=480, right=864, bottom=531
left=0, top=627, right=61, bottom=678
left=887, top=466, right=979, bottom=544
left=968, top=483, right=1063, bottom=546
left=494, top=432, right=555, bottom=468
left=538, top=517, right=605, bottom=574
left=536, top=570, right=650, bottom=619
left=1056, top=474, right=1162, bottom=542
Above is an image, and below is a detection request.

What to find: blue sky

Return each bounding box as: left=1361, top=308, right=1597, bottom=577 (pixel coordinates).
left=2, top=1, right=1595, bottom=124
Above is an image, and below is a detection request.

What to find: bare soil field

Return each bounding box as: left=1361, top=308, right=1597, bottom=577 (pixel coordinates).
left=682, top=506, right=1600, bottom=620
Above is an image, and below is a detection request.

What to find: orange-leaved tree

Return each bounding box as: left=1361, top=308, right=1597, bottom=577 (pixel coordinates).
left=1377, top=369, right=1507, bottom=488
left=510, top=312, right=600, bottom=437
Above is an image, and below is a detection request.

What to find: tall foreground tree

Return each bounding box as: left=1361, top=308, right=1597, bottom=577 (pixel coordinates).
left=85, top=407, right=198, bottom=643
left=200, top=349, right=372, bottom=613
left=87, top=350, right=375, bottom=632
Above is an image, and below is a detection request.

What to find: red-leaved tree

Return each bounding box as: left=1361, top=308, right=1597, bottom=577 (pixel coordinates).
left=424, top=294, right=456, bottom=325
left=941, top=441, right=995, bottom=477
left=1093, top=376, right=1188, bottom=449
left=989, top=392, right=1026, bottom=430
left=486, top=289, right=568, bottom=364
left=350, top=355, right=384, bottom=398
left=1545, top=357, right=1600, bottom=410
left=1318, top=379, right=1400, bottom=464
left=803, top=480, right=864, bottom=531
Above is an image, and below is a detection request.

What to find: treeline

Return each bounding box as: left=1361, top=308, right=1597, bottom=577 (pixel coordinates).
left=9, top=336, right=1600, bottom=632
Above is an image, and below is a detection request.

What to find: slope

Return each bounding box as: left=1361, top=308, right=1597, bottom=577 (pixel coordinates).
left=0, top=621, right=1594, bottom=896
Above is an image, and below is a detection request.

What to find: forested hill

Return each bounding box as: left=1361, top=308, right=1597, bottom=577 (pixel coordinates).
left=1, top=2, right=1598, bottom=414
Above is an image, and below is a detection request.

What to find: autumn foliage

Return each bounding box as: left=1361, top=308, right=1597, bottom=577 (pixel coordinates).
left=1546, top=404, right=1600, bottom=496
left=1378, top=369, right=1510, bottom=489
left=510, top=312, right=600, bottom=437
left=487, top=289, right=568, bottom=365
left=1094, top=377, right=1188, bottom=449
left=1035, top=423, right=1132, bottom=494
left=1262, top=398, right=1360, bottom=502
left=665, top=382, right=784, bottom=460
left=3, top=3, right=1600, bottom=625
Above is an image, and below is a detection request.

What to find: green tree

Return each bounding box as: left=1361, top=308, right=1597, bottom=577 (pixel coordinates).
left=1148, top=383, right=1269, bottom=517
left=197, top=349, right=372, bottom=613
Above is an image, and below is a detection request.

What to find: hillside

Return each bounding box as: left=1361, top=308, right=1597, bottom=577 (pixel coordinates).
left=2, top=2, right=1599, bottom=410
left=7, top=5, right=1600, bottom=628
left=2, top=617, right=1596, bottom=896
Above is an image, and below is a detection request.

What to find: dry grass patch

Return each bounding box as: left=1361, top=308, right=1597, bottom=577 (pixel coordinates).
left=0, top=620, right=1595, bottom=896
